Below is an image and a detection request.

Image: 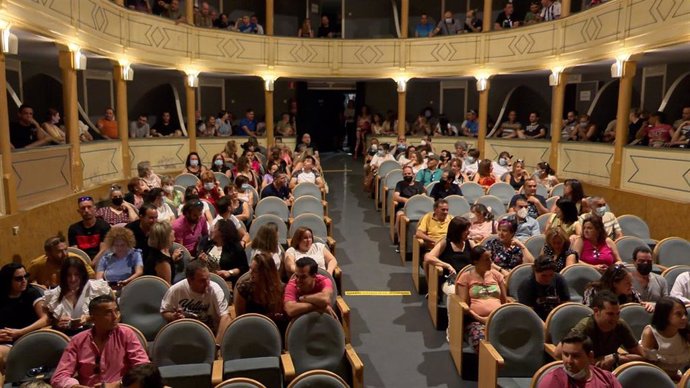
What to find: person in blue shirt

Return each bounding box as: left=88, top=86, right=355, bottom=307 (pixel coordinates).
left=462, top=110, right=479, bottom=137
left=416, top=154, right=443, bottom=187
left=260, top=171, right=294, bottom=206
left=415, top=13, right=434, bottom=37
left=95, top=227, right=144, bottom=289
left=238, top=108, right=257, bottom=136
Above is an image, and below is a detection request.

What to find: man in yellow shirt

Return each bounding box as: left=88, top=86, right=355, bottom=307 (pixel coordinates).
left=28, top=235, right=95, bottom=288
left=416, top=199, right=451, bottom=249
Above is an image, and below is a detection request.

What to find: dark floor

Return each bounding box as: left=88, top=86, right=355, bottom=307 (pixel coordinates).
left=320, top=153, right=476, bottom=388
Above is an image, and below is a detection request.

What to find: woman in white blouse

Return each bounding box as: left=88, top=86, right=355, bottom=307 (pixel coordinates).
left=42, top=257, right=111, bottom=335
left=285, top=227, right=337, bottom=276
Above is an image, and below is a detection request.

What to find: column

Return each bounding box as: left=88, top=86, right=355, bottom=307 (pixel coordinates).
left=400, top=0, right=409, bottom=38
left=185, top=84, right=197, bottom=152
left=265, top=89, right=275, bottom=147
left=0, top=52, right=17, bottom=214
left=397, top=91, right=406, bottom=137
left=561, top=0, right=572, bottom=17
left=266, top=0, right=274, bottom=36
left=186, top=0, right=194, bottom=25
left=58, top=50, right=83, bottom=191
left=482, top=0, right=493, bottom=32
left=610, top=61, right=636, bottom=188
left=549, top=71, right=566, bottom=169
left=114, top=64, right=131, bottom=176
left=477, top=80, right=490, bottom=157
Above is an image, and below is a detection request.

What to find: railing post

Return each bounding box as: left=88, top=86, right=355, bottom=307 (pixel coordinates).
left=58, top=49, right=82, bottom=192
left=549, top=71, right=566, bottom=170
left=610, top=60, right=637, bottom=189
left=477, top=79, right=490, bottom=157
left=0, top=52, right=17, bottom=214
left=266, top=0, right=274, bottom=36
left=401, top=0, right=409, bottom=38
left=114, top=63, right=131, bottom=177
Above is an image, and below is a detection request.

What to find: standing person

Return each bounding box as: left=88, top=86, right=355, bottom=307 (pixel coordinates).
left=415, top=13, right=434, bottom=37
left=432, top=10, right=463, bottom=36
left=68, top=196, right=111, bottom=260
left=354, top=106, right=372, bottom=160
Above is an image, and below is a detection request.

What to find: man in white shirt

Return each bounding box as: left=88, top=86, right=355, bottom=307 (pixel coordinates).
left=670, top=271, right=690, bottom=304
left=540, top=0, right=561, bottom=21
left=160, top=261, right=230, bottom=343
left=290, top=155, right=324, bottom=189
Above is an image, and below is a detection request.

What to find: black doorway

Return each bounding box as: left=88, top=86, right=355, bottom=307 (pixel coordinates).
left=299, top=89, right=350, bottom=152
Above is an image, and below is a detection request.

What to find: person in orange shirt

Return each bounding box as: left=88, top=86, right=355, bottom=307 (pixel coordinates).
left=97, top=107, right=119, bottom=139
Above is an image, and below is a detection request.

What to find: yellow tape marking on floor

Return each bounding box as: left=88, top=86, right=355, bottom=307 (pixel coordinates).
left=344, top=291, right=412, bottom=296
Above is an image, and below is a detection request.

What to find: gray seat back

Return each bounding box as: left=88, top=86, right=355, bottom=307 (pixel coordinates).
left=480, top=234, right=500, bottom=247
left=292, top=196, right=325, bottom=218
left=655, top=237, right=690, bottom=267
left=549, top=183, right=564, bottom=198
left=615, top=362, right=676, bottom=388
left=617, top=215, right=651, bottom=240
left=289, top=214, right=329, bottom=240
left=536, top=213, right=553, bottom=234
left=459, top=182, right=484, bottom=204
left=175, top=173, right=200, bottom=188
left=475, top=195, right=507, bottom=218
left=286, top=312, right=346, bottom=377
left=525, top=235, right=545, bottom=259
left=445, top=195, right=470, bottom=217
left=249, top=214, right=289, bottom=244
left=210, top=273, right=231, bottom=303
left=487, top=182, right=516, bottom=206
left=561, top=264, right=601, bottom=302
left=403, top=195, right=434, bottom=221
left=172, top=242, right=193, bottom=284
left=4, top=330, right=70, bottom=383
left=221, top=314, right=282, bottom=360
left=318, top=268, right=338, bottom=306
left=532, top=361, right=563, bottom=387
left=545, top=302, right=592, bottom=344
left=216, top=378, right=266, bottom=388
left=662, top=265, right=690, bottom=290
left=214, top=172, right=231, bottom=188
left=377, top=160, right=400, bottom=179
left=152, top=319, right=217, bottom=366
left=506, top=263, right=533, bottom=299
left=255, top=197, right=290, bottom=222
left=293, top=182, right=322, bottom=199
left=486, top=303, right=545, bottom=377
left=120, top=275, right=170, bottom=340
left=383, top=169, right=403, bottom=190
left=545, top=196, right=557, bottom=210
left=288, top=370, right=349, bottom=388
left=620, top=303, right=652, bottom=341
left=616, top=236, right=649, bottom=264
left=536, top=183, right=549, bottom=198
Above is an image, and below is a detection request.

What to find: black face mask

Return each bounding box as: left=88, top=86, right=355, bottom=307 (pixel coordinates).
left=636, top=262, right=653, bottom=276
left=112, top=197, right=124, bottom=206
left=403, top=176, right=413, bottom=183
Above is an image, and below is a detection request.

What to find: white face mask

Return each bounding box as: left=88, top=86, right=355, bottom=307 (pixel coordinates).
left=595, top=205, right=608, bottom=216
left=563, top=366, right=588, bottom=381
left=499, top=158, right=508, bottom=166
left=468, top=213, right=477, bottom=222
left=163, top=185, right=174, bottom=194
left=204, top=182, right=214, bottom=190
left=467, top=157, right=476, bottom=164
left=190, top=159, right=199, bottom=167
left=420, top=140, right=427, bottom=146
left=517, top=207, right=528, bottom=219
left=445, top=18, right=453, bottom=23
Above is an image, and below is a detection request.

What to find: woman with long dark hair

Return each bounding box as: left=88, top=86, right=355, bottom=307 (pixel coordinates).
left=182, top=152, right=206, bottom=178
left=545, top=198, right=582, bottom=240
left=640, top=297, right=690, bottom=380
left=234, top=252, right=287, bottom=332
left=572, top=215, right=621, bottom=273
left=197, top=219, right=248, bottom=284
left=582, top=263, right=646, bottom=308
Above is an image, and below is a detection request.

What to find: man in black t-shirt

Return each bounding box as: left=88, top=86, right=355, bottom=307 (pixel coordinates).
left=393, top=166, right=426, bottom=243
left=125, top=204, right=158, bottom=260
left=518, top=255, right=570, bottom=320
left=10, top=105, right=53, bottom=149
left=295, top=133, right=319, bottom=158
left=494, top=3, right=520, bottom=30
left=519, top=112, right=547, bottom=139
left=68, top=196, right=111, bottom=259
left=151, top=111, right=182, bottom=137
left=317, top=15, right=334, bottom=38
left=261, top=171, right=293, bottom=205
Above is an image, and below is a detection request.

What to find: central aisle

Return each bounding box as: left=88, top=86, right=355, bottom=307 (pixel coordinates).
left=320, top=153, right=475, bottom=388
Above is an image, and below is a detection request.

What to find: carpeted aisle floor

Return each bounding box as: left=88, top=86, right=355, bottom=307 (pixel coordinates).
left=320, top=153, right=476, bottom=388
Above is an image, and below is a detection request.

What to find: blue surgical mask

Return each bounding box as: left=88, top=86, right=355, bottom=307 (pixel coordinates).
left=204, top=182, right=215, bottom=190
left=595, top=205, right=608, bottom=216
left=214, top=159, right=223, bottom=167
left=499, top=158, right=508, bottom=166
left=241, top=183, right=251, bottom=190
left=190, top=159, right=199, bottom=167
left=467, top=157, right=476, bottom=164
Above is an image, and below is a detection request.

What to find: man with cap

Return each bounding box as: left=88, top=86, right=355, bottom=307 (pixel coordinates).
left=416, top=154, right=443, bottom=186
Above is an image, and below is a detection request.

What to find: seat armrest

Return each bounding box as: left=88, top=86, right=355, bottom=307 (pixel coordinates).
left=336, top=296, right=351, bottom=344
left=448, top=293, right=470, bottom=374
left=281, top=353, right=296, bottom=382
left=545, top=343, right=558, bottom=359
left=478, top=340, right=504, bottom=388
left=326, top=236, right=337, bottom=251
left=506, top=296, right=516, bottom=303
left=345, top=344, right=364, bottom=388
left=212, top=359, right=223, bottom=386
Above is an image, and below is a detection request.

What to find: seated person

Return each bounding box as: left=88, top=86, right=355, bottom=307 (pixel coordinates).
left=137, top=161, right=161, bottom=190
left=462, top=148, right=480, bottom=177
left=561, top=110, right=579, bottom=141
left=95, top=227, right=144, bottom=289
left=485, top=218, right=535, bottom=276
left=295, top=133, right=319, bottom=159
left=196, top=219, right=249, bottom=284
left=249, top=223, right=285, bottom=271
left=542, top=227, right=578, bottom=272
left=640, top=297, right=690, bottom=381
left=415, top=154, right=443, bottom=187
left=429, top=170, right=462, bottom=200
left=150, top=111, right=182, bottom=137
left=238, top=109, right=258, bottom=136
left=196, top=171, right=224, bottom=210
left=518, top=112, right=547, bottom=139
left=97, top=107, right=118, bottom=139
left=636, top=111, right=674, bottom=147
left=670, top=269, right=690, bottom=304
left=97, top=185, right=139, bottom=226
left=121, top=364, right=164, bottom=388
left=545, top=198, right=582, bottom=240
left=234, top=252, right=288, bottom=331
left=276, top=112, right=295, bottom=137
left=456, top=246, right=507, bottom=350
left=290, top=155, right=325, bottom=189
left=161, top=261, right=230, bottom=343
left=145, top=221, right=182, bottom=284
left=42, top=257, right=112, bottom=335
left=578, top=196, right=623, bottom=240
left=518, top=255, right=571, bottom=320
left=125, top=204, right=158, bottom=261
left=51, top=295, right=149, bottom=388
left=172, top=199, right=208, bottom=256
left=283, top=257, right=335, bottom=319
left=471, top=159, right=497, bottom=188
left=146, top=188, right=176, bottom=224
left=416, top=199, right=451, bottom=250
left=468, top=204, right=495, bottom=244
left=0, top=263, right=49, bottom=374
left=29, top=235, right=95, bottom=288
left=125, top=177, right=147, bottom=209
left=494, top=110, right=521, bottom=138
left=572, top=114, right=598, bottom=141
left=572, top=216, right=622, bottom=274
left=538, top=331, right=622, bottom=387
left=555, top=290, right=645, bottom=371
left=504, top=159, right=529, bottom=191
left=212, top=197, right=250, bottom=246
left=285, top=227, right=338, bottom=276
left=511, top=197, right=541, bottom=241
left=129, top=114, right=150, bottom=138
left=533, top=161, right=559, bottom=191
left=669, top=106, right=690, bottom=147
left=582, top=263, right=650, bottom=310
left=9, top=104, right=54, bottom=149
left=261, top=171, right=294, bottom=205
left=630, top=246, right=667, bottom=303
left=68, top=196, right=112, bottom=259
left=41, top=108, right=66, bottom=144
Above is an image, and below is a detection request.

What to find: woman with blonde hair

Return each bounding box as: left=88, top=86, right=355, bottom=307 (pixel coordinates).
left=297, top=18, right=314, bottom=37
left=95, top=227, right=143, bottom=288
left=221, top=140, right=238, bottom=168
left=542, top=227, right=578, bottom=272
left=145, top=221, right=182, bottom=284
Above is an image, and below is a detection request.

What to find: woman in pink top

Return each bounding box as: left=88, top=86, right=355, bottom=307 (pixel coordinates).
left=468, top=203, right=495, bottom=243
left=456, top=246, right=507, bottom=351
left=572, top=215, right=621, bottom=273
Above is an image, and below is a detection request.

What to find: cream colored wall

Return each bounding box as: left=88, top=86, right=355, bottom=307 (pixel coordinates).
left=196, top=136, right=297, bottom=165
left=11, top=145, right=72, bottom=209
left=81, top=141, right=124, bottom=189
left=4, top=0, right=688, bottom=79
left=621, top=146, right=690, bottom=203
left=557, top=142, right=613, bottom=186
left=128, top=138, right=190, bottom=176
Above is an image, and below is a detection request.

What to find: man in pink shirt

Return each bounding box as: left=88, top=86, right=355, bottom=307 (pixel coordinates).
left=172, top=199, right=208, bottom=256
left=638, top=111, right=675, bottom=147
left=538, top=331, right=622, bottom=388
left=52, top=295, right=149, bottom=388
left=283, top=257, right=336, bottom=319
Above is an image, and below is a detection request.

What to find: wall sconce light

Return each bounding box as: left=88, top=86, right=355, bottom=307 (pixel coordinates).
left=68, top=43, right=87, bottom=70
left=611, top=54, right=631, bottom=78
left=395, top=77, right=408, bottom=93
left=262, top=74, right=276, bottom=92
left=549, top=67, right=564, bottom=86
left=185, top=70, right=199, bottom=88
left=119, top=60, right=134, bottom=81
left=0, top=22, right=17, bottom=55
left=475, top=74, right=490, bottom=92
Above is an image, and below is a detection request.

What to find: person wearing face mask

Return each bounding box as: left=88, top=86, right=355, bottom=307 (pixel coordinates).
left=511, top=196, right=541, bottom=242
left=432, top=10, right=463, bottom=36
left=366, top=143, right=395, bottom=181
left=197, top=171, right=224, bottom=211
left=578, top=197, right=623, bottom=240
left=539, top=331, right=622, bottom=387
left=393, top=166, right=427, bottom=245
left=160, top=175, right=183, bottom=208
left=630, top=246, right=668, bottom=304
left=97, top=185, right=139, bottom=226
left=183, top=152, right=206, bottom=178
left=491, top=151, right=512, bottom=178
left=462, top=148, right=480, bottom=177
left=209, top=153, right=232, bottom=178
left=429, top=170, right=463, bottom=201
left=573, top=114, right=599, bottom=142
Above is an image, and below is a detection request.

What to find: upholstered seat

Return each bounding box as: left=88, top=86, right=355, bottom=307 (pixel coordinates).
left=120, top=275, right=170, bottom=341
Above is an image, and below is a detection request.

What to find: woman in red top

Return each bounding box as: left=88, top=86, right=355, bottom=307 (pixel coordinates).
left=472, top=159, right=497, bottom=189
left=197, top=171, right=224, bottom=210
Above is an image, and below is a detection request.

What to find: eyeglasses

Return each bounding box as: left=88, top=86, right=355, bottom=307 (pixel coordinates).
left=13, top=274, right=30, bottom=282
left=78, top=196, right=93, bottom=204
